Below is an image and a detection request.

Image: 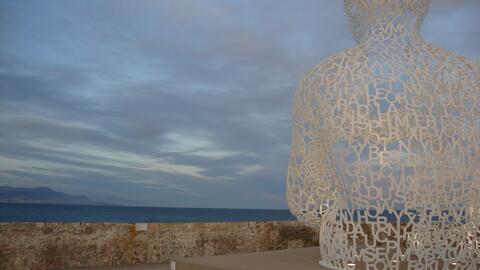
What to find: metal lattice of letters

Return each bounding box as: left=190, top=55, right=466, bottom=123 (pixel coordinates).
left=286, top=0, right=480, bottom=269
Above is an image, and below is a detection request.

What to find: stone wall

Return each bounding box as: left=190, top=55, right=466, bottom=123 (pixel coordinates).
left=0, top=221, right=318, bottom=270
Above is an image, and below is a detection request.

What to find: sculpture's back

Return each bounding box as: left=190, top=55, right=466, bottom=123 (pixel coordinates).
left=287, top=0, right=480, bottom=269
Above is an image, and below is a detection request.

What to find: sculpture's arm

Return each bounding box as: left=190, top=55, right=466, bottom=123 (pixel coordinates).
left=287, top=77, right=336, bottom=229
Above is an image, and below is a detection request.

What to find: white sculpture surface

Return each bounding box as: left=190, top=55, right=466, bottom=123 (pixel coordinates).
left=287, top=0, right=480, bottom=269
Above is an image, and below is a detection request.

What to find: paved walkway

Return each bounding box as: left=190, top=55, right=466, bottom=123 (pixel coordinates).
left=175, top=247, right=326, bottom=270
left=81, top=264, right=170, bottom=270
left=82, top=248, right=329, bottom=270
left=81, top=248, right=322, bottom=270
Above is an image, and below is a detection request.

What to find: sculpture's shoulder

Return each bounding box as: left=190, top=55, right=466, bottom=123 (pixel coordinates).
left=297, top=47, right=363, bottom=95
left=426, top=45, right=479, bottom=83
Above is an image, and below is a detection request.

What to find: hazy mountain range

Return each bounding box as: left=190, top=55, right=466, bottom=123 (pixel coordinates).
left=0, top=186, right=111, bottom=205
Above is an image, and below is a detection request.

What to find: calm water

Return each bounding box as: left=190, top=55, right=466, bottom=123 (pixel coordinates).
left=0, top=203, right=296, bottom=223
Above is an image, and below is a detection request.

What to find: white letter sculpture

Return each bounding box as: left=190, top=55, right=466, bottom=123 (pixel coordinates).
left=287, top=0, right=480, bottom=269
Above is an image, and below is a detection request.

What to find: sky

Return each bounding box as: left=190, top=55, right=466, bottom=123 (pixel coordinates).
left=0, top=0, right=479, bottom=209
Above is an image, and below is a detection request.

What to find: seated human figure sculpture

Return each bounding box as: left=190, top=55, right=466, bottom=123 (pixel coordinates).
left=286, top=0, right=480, bottom=269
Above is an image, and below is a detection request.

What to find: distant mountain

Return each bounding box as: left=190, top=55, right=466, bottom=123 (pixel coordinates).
left=0, top=186, right=111, bottom=205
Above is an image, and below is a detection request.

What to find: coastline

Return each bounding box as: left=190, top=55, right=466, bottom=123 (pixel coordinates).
left=0, top=203, right=295, bottom=223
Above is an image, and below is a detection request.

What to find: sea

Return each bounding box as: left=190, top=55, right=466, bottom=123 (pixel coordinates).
left=0, top=203, right=296, bottom=223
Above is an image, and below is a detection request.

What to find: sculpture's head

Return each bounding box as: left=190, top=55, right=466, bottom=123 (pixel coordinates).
left=344, top=0, right=430, bottom=43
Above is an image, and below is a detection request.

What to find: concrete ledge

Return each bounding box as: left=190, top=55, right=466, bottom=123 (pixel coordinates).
left=175, top=247, right=327, bottom=270
left=0, top=221, right=318, bottom=270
